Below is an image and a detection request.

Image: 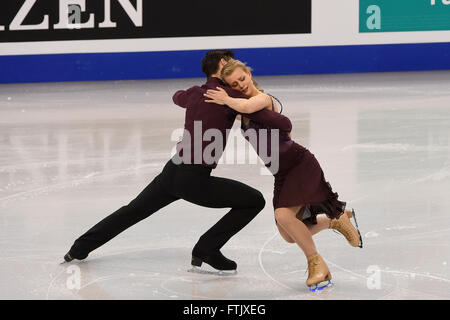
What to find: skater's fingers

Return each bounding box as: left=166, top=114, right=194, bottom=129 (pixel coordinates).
left=204, top=93, right=219, bottom=99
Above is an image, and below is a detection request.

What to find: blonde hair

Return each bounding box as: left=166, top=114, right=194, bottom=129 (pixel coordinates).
left=221, top=59, right=264, bottom=92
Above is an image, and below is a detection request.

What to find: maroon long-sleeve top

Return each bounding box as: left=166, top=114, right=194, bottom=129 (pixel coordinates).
left=172, top=77, right=292, bottom=169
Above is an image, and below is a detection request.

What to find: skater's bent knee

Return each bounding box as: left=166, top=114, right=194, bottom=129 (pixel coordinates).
left=274, top=209, right=288, bottom=225
left=246, top=190, right=265, bottom=210
left=255, top=192, right=266, bottom=210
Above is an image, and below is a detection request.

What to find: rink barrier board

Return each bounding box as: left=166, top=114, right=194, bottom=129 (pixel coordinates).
left=1, top=42, right=450, bottom=84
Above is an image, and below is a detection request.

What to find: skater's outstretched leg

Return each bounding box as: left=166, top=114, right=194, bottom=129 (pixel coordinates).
left=65, top=162, right=180, bottom=262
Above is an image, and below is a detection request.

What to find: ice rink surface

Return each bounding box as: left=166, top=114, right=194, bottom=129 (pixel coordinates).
left=0, top=71, right=449, bottom=300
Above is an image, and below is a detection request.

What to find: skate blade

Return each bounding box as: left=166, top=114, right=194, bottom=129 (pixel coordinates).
left=309, top=280, right=332, bottom=292
left=188, top=266, right=237, bottom=276
left=351, top=209, right=363, bottom=248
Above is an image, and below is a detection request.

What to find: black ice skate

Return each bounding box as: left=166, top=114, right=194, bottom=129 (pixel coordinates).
left=60, top=251, right=88, bottom=264
left=189, top=251, right=237, bottom=275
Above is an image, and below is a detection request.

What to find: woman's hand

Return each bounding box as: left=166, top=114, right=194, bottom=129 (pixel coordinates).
left=204, top=87, right=230, bottom=105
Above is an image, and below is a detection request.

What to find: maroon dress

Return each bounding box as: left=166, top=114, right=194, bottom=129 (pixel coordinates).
left=240, top=103, right=346, bottom=225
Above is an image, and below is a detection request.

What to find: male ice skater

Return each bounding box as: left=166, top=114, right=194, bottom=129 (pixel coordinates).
left=63, top=49, right=272, bottom=272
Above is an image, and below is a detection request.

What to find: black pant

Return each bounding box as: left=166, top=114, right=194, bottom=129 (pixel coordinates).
left=69, top=157, right=266, bottom=259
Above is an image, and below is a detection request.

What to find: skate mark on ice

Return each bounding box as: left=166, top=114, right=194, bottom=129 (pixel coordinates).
left=46, top=246, right=223, bottom=299
left=258, top=230, right=327, bottom=297
left=412, top=165, right=450, bottom=183
left=323, top=259, right=376, bottom=283
left=363, top=227, right=450, bottom=243
left=385, top=225, right=417, bottom=231
left=322, top=259, right=442, bottom=299
left=379, top=269, right=450, bottom=284
left=341, top=143, right=448, bottom=153
left=0, top=163, right=162, bottom=205
left=323, top=258, right=401, bottom=300
left=160, top=277, right=213, bottom=299
left=364, top=231, right=380, bottom=238
left=46, top=267, right=67, bottom=300
left=258, top=231, right=295, bottom=291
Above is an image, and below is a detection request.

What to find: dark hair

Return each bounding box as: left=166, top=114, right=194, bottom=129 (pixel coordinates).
left=201, top=49, right=235, bottom=77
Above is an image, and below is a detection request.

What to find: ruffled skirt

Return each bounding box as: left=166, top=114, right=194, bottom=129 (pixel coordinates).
left=272, top=143, right=346, bottom=225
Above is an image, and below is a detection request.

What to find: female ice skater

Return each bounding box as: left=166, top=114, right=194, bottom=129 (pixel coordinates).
left=203, top=59, right=363, bottom=291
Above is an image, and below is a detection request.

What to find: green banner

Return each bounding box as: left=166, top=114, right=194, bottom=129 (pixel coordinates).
left=360, top=0, right=450, bottom=32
